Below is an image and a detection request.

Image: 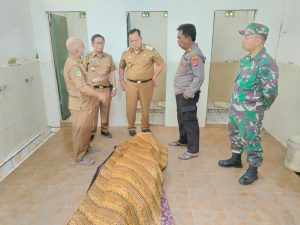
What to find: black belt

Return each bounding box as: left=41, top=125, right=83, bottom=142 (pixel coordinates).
left=94, top=84, right=112, bottom=89
left=127, top=78, right=152, bottom=84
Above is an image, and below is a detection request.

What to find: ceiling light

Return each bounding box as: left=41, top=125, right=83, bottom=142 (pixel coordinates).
left=141, top=11, right=150, bottom=17
left=225, top=10, right=235, bottom=17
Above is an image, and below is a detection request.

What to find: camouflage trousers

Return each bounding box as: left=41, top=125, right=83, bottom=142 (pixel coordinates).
left=228, top=106, right=265, bottom=167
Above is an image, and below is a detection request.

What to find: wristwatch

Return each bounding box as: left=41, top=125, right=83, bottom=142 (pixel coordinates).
left=112, top=87, right=117, bottom=90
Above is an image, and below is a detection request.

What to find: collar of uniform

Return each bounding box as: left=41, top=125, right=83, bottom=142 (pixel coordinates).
left=192, top=42, right=199, bottom=49
left=92, top=51, right=105, bottom=58
left=70, top=54, right=82, bottom=64
left=246, top=47, right=266, bottom=61
left=185, top=42, right=197, bottom=54
left=129, top=44, right=145, bottom=53
left=254, top=47, right=266, bottom=61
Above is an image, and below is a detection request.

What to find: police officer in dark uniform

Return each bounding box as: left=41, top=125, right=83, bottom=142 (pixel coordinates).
left=169, top=24, right=206, bottom=160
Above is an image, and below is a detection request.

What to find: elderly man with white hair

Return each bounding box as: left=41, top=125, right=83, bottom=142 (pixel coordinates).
left=64, top=37, right=106, bottom=166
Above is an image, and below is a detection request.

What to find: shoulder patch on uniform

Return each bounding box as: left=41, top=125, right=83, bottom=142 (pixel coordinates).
left=191, top=56, right=199, bottom=67
left=75, top=70, right=82, bottom=77
left=104, top=52, right=112, bottom=57
left=124, top=47, right=130, bottom=52
left=145, top=45, right=153, bottom=50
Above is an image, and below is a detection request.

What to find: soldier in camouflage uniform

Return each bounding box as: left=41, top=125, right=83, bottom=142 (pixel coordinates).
left=218, top=23, right=279, bottom=185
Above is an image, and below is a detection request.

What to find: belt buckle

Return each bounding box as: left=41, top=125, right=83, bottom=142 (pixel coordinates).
left=99, top=86, right=104, bottom=89
left=137, top=80, right=142, bottom=84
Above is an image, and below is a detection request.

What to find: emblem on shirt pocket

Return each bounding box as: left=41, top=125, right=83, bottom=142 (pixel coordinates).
left=75, top=70, right=82, bottom=77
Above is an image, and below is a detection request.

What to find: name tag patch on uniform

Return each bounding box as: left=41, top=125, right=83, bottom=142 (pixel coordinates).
left=191, top=56, right=199, bottom=67
left=75, top=70, right=82, bottom=77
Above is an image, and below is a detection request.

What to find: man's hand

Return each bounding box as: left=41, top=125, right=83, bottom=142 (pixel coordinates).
left=152, top=76, right=158, bottom=87
left=183, top=92, right=190, bottom=100
left=120, top=80, right=127, bottom=92
left=91, top=76, right=104, bottom=83
left=111, top=88, right=117, bottom=97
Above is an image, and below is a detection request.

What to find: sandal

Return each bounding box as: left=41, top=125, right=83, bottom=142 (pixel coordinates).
left=87, top=147, right=100, bottom=154
left=178, top=151, right=198, bottom=160
left=76, top=156, right=95, bottom=166
left=168, top=140, right=187, bottom=146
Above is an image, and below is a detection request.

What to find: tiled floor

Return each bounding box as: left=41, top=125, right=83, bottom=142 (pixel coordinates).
left=1, top=125, right=300, bottom=225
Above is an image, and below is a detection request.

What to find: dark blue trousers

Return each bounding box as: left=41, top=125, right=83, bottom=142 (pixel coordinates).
left=176, top=91, right=200, bottom=154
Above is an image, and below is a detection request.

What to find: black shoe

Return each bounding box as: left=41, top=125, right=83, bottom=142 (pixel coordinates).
left=101, top=131, right=112, bottom=138
left=218, top=153, right=243, bottom=168
left=129, top=130, right=136, bottom=136
left=142, top=128, right=151, bottom=133
left=239, top=166, right=258, bottom=185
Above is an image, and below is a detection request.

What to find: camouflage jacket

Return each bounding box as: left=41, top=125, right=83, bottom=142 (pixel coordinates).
left=231, top=47, right=279, bottom=111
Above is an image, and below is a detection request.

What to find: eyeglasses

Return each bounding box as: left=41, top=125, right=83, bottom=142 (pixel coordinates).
left=93, top=42, right=104, bottom=46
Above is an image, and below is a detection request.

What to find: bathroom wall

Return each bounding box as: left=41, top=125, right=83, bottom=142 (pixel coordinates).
left=1, top=0, right=297, bottom=179
left=66, top=12, right=89, bottom=50
left=0, top=0, right=36, bottom=60
left=208, top=62, right=239, bottom=102
left=51, top=12, right=89, bottom=49
left=263, top=0, right=300, bottom=147
left=129, top=11, right=167, bottom=102
left=29, top=0, right=285, bottom=128
left=208, top=10, right=255, bottom=103
left=0, top=0, right=49, bottom=179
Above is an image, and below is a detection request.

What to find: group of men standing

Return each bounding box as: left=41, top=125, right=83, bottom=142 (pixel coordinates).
left=64, top=28, right=166, bottom=166
left=64, top=22, right=279, bottom=185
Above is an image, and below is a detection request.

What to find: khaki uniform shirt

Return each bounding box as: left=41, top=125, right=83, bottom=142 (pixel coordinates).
left=83, top=51, right=116, bottom=86
left=119, top=44, right=164, bottom=80
left=64, top=55, right=93, bottom=110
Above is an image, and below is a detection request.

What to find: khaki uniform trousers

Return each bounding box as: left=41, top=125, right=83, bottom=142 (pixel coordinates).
left=92, top=88, right=112, bottom=133
left=126, top=80, right=154, bottom=130
left=70, top=108, right=94, bottom=161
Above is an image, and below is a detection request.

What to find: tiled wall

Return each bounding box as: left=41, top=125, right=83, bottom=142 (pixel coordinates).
left=208, top=62, right=240, bottom=102
left=0, top=127, right=51, bottom=181
left=208, top=62, right=300, bottom=146
left=264, top=63, right=300, bottom=147
left=0, top=60, right=49, bottom=180
left=136, top=100, right=165, bottom=125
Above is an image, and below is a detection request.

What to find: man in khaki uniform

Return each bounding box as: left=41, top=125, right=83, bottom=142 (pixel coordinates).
left=84, top=34, right=117, bottom=139
left=119, top=28, right=165, bottom=136
left=64, top=37, right=106, bottom=166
